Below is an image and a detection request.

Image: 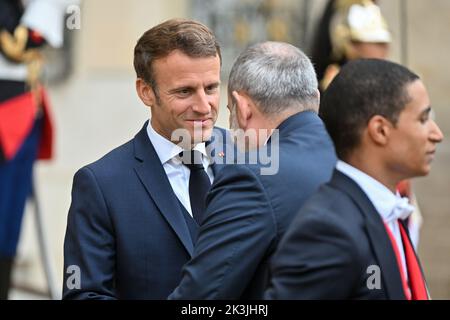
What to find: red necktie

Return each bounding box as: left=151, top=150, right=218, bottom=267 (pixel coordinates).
left=398, top=222, right=429, bottom=300
left=384, top=221, right=429, bottom=300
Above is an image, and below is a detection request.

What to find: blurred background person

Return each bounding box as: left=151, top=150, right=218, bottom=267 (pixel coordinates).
left=311, top=0, right=422, bottom=248
left=311, top=0, right=391, bottom=91
left=0, top=0, right=76, bottom=299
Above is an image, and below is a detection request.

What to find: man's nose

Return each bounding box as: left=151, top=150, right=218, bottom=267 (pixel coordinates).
left=192, top=91, right=211, bottom=114
left=430, top=119, right=444, bottom=143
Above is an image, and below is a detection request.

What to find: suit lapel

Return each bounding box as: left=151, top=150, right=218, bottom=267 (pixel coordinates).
left=133, top=123, right=194, bottom=256
left=330, top=170, right=407, bottom=299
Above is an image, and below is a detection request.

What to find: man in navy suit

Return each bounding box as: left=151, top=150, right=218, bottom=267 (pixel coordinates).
left=63, top=19, right=226, bottom=299
left=168, top=42, right=337, bottom=299
left=266, top=59, right=443, bottom=299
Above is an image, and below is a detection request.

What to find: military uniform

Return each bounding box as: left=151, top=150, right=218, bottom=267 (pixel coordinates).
left=0, top=0, right=74, bottom=299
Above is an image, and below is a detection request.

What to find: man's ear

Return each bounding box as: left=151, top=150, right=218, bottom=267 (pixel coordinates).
left=136, top=78, right=156, bottom=107
left=314, top=88, right=320, bottom=112
left=367, top=115, right=392, bottom=146
left=232, top=90, right=252, bottom=129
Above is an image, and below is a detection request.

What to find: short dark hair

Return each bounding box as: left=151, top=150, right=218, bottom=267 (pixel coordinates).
left=134, top=19, right=221, bottom=95
left=319, top=59, right=419, bottom=160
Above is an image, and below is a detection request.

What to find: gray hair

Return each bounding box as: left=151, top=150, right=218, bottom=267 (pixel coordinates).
left=228, top=41, right=319, bottom=114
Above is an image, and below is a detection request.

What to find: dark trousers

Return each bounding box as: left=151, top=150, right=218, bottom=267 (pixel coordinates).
left=0, top=257, right=13, bottom=299
left=0, top=80, right=40, bottom=299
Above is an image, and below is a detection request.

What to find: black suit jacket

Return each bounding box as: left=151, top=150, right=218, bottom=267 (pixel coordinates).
left=169, top=111, right=337, bottom=299
left=266, top=170, right=426, bottom=299
left=63, top=122, right=227, bottom=299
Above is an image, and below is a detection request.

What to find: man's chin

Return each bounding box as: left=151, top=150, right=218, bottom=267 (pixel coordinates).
left=192, top=127, right=213, bottom=142
left=408, top=165, right=431, bottom=178
left=170, top=126, right=211, bottom=147
left=421, top=165, right=432, bottom=177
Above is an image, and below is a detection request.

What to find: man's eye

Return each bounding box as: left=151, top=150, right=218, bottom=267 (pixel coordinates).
left=206, top=85, right=218, bottom=93
left=420, top=115, right=429, bottom=124
left=177, top=89, right=190, bottom=96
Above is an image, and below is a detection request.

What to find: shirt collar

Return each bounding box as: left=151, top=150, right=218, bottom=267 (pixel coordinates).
left=336, top=160, right=402, bottom=222
left=146, top=121, right=209, bottom=165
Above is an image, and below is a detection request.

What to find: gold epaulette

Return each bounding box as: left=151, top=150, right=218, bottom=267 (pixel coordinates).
left=0, top=25, right=44, bottom=106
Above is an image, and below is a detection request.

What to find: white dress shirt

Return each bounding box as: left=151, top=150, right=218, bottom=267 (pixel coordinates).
left=336, top=160, right=411, bottom=282
left=146, top=122, right=214, bottom=216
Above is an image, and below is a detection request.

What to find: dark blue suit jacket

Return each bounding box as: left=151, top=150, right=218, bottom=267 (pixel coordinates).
left=63, top=122, right=227, bottom=299
left=266, top=170, right=426, bottom=299
left=169, top=111, right=337, bottom=299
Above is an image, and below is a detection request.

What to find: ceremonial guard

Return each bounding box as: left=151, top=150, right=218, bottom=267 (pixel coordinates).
left=0, top=0, right=75, bottom=299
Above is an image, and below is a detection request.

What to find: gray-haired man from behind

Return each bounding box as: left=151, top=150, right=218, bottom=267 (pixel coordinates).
left=169, top=41, right=337, bottom=299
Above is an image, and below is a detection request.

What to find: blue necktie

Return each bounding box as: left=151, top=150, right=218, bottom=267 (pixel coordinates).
left=180, top=150, right=211, bottom=225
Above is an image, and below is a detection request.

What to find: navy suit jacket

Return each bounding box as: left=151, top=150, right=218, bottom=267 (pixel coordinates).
left=169, top=111, right=337, bottom=299
left=266, top=170, right=426, bottom=299
left=63, top=122, right=227, bottom=299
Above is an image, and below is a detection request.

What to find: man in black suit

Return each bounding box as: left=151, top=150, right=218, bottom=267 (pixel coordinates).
left=169, top=41, right=337, bottom=299
left=266, top=59, right=443, bottom=299
left=63, top=19, right=226, bottom=299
